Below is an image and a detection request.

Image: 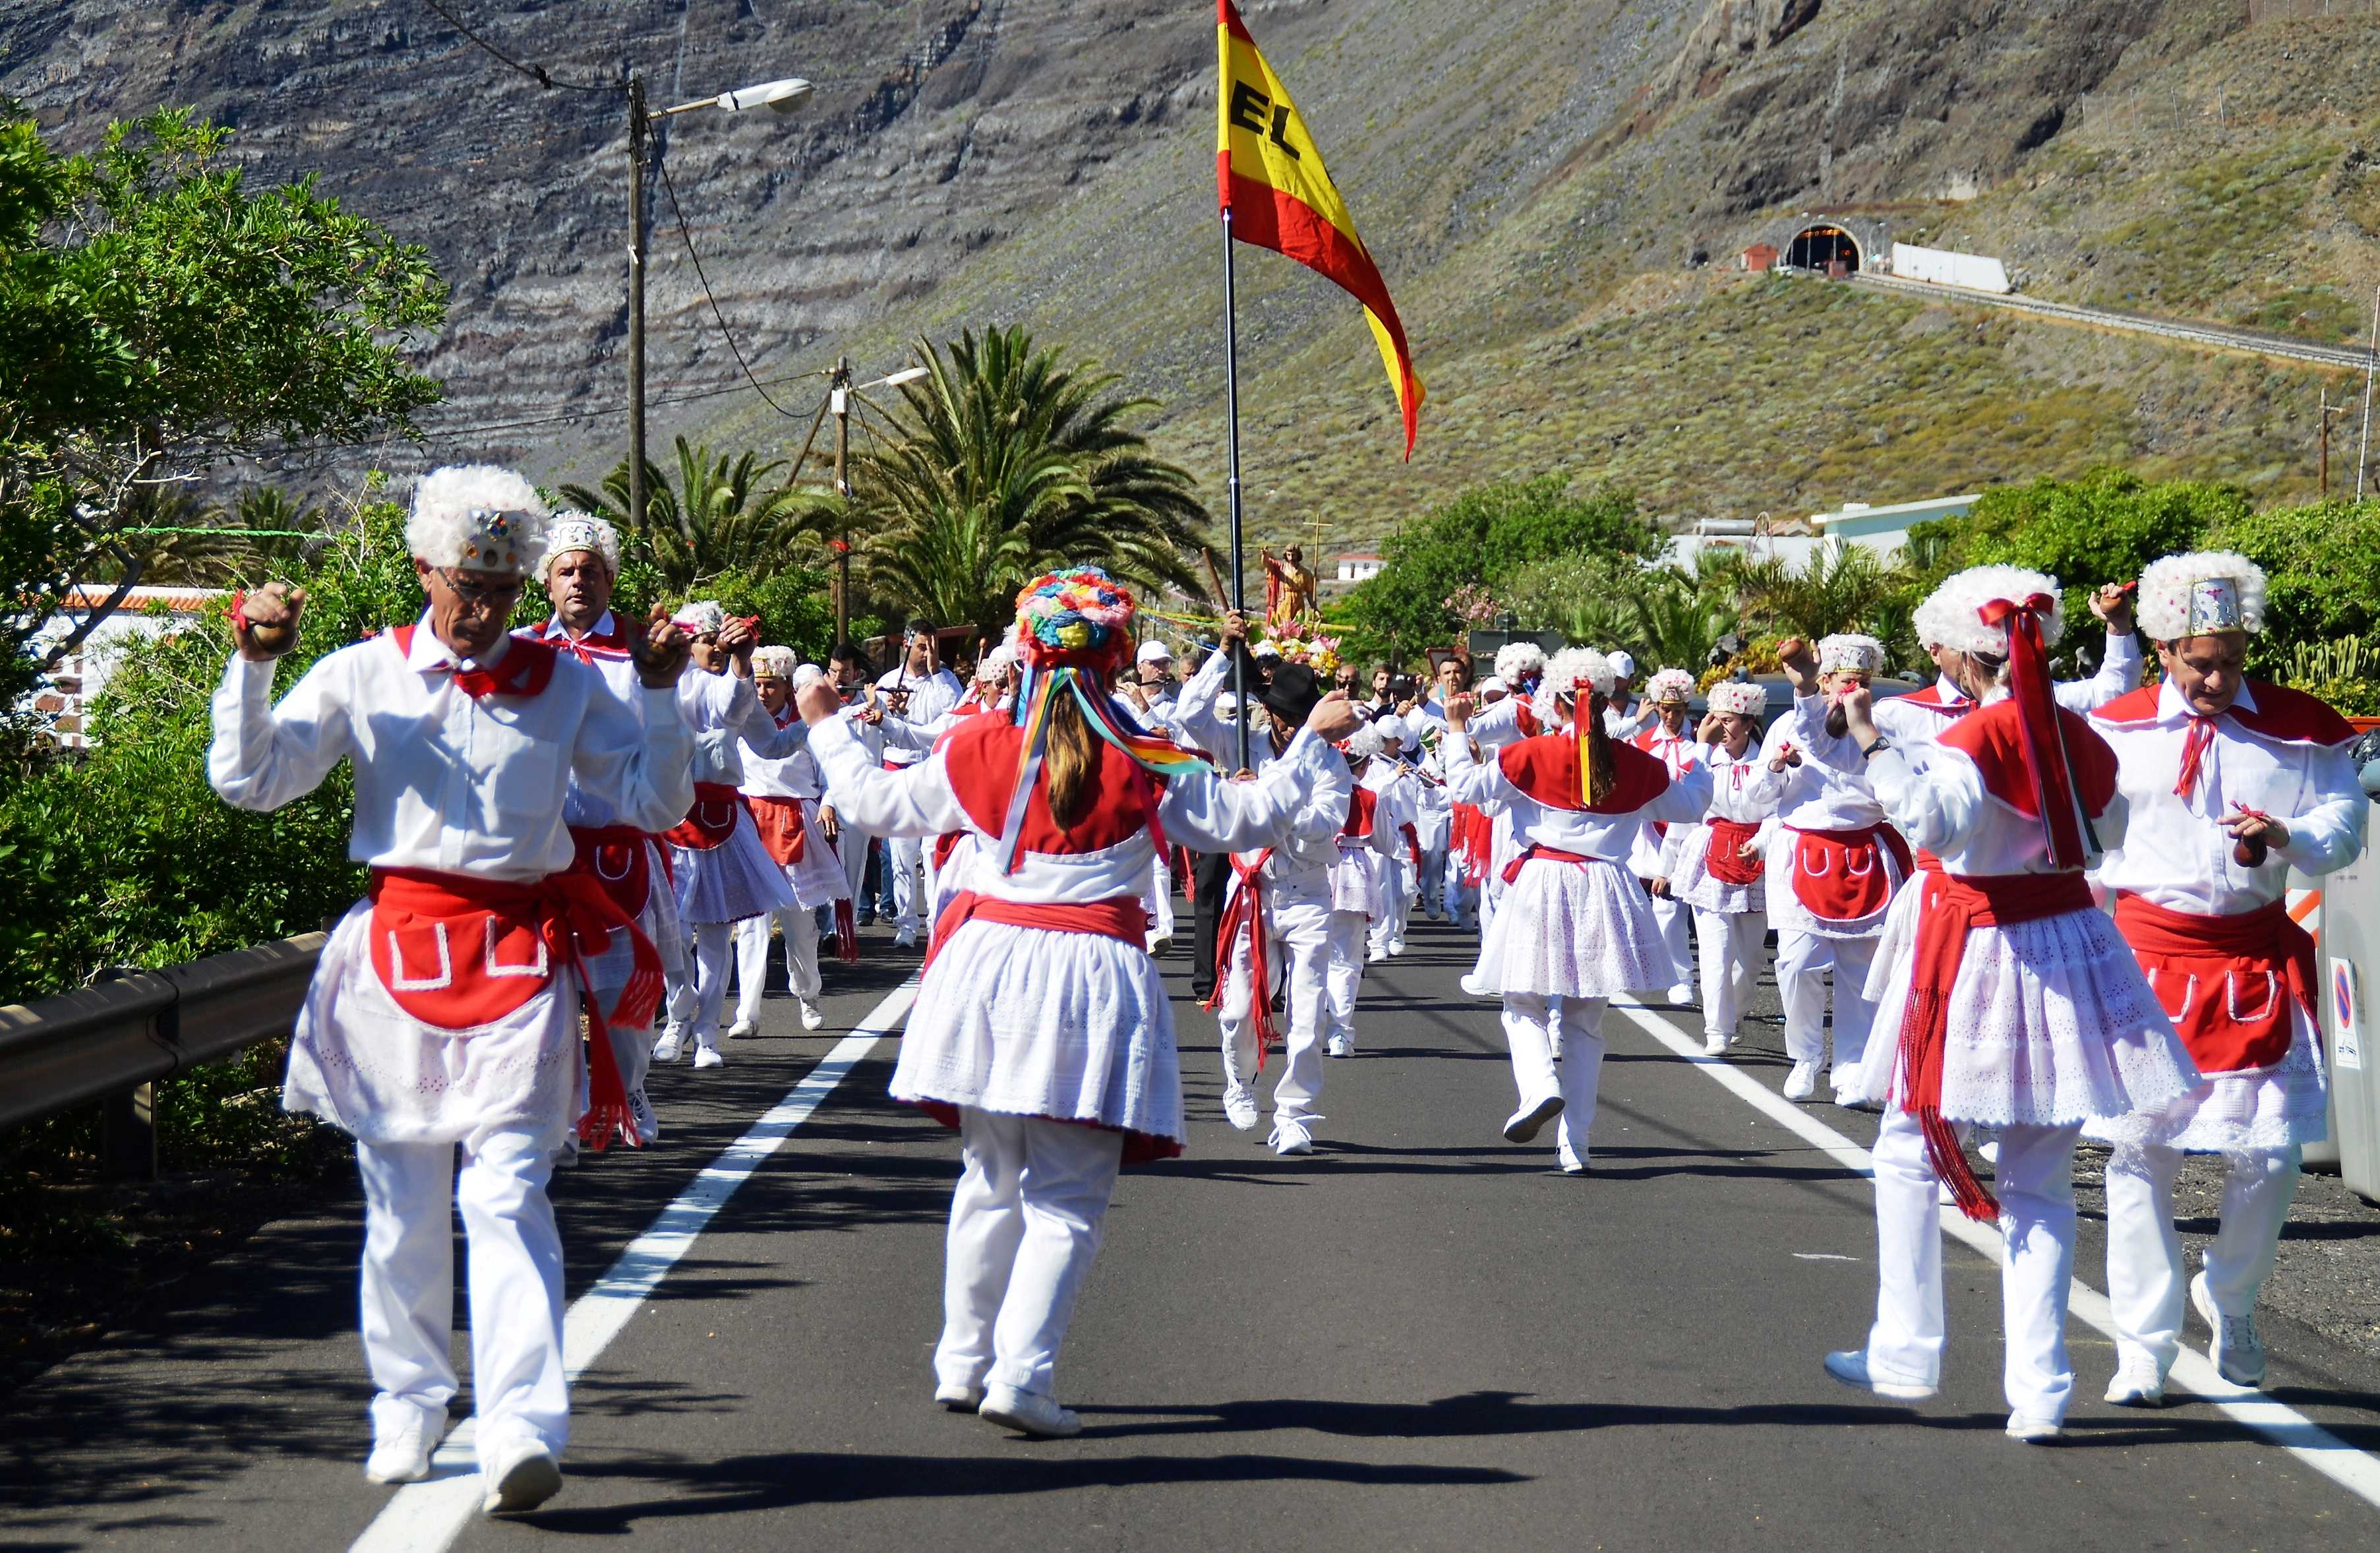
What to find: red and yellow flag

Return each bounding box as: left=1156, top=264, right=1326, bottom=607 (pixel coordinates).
left=1216, top=0, right=1423, bottom=458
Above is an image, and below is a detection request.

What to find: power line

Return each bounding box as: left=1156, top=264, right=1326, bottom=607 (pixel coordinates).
left=419, top=0, right=616, bottom=94
left=653, top=148, right=804, bottom=419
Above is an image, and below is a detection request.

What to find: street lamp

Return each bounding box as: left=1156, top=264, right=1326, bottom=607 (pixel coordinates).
left=625, top=73, right=814, bottom=536
left=830, top=361, right=929, bottom=644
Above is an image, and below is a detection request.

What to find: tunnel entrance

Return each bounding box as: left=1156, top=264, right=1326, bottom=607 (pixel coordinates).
left=1786, top=224, right=1861, bottom=276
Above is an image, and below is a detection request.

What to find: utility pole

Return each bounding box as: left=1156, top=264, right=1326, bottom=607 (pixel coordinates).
left=2321, top=389, right=2354, bottom=500
left=831, top=354, right=852, bottom=646
left=626, top=71, right=649, bottom=537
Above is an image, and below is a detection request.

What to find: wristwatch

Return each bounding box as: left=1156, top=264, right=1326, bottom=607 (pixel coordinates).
left=1859, top=734, right=1892, bottom=760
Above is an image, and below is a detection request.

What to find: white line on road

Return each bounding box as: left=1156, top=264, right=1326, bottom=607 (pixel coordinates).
left=1611, top=1002, right=2380, bottom=1514
left=346, top=978, right=919, bottom=1553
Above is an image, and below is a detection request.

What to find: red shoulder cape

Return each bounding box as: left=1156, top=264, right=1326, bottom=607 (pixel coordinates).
left=939, top=714, right=1162, bottom=855
left=1497, top=732, right=1671, bottom=814
left=2092, top=681, right=2357, bottom=748
left=1941, top=699, right=2118, bottom=819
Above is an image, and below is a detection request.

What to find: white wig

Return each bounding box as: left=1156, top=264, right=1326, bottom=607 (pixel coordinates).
left=1707, top=680, right=1766, bottom=718
left=1816, top=633, right=1887, bottom=675
left=2137, top=551, right=2267, bottom=641
left=1340, top=720, right=1383, bottom=764
left=539, top=511, right=621, bottom=586
left=408, top=464, right=548, bottom=573
left=673, top=600, right=726, bottom=636
left=1532, top=645, right=1616, bottom=726
left=750, top=645, right=797, bottom=680
left=1644, top=667, right=1697, bottom=705
left=1493, top=640, right=1547, bottom=683
left=1914, top=566, right=2066, bottom=657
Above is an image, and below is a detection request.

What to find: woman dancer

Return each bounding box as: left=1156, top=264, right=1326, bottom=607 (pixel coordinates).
left=732, top=653, right=856, bottom=1036
left=1627, top=667, right=1703, bottom=1004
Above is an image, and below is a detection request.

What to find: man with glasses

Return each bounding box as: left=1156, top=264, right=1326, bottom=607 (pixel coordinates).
left=875, top=619, right=964, bottom=948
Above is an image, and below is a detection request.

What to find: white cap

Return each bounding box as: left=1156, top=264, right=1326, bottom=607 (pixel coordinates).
left=791, top=662, right=827, bottom=689
left=1136, top=639, right=1174, bottom=664
left=976, top=642, right=1017, bottom=683
left=2138, top=551, right=2267, bottom=640
left=1606, top=649, right=1637, bottom=680
left=1477, top=675, right=1507, bottom=699
left=1375, top=716, right=1406, bottom=745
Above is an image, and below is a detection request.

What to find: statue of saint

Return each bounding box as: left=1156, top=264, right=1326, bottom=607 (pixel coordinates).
left=1261, top=544, right=1320, bottom=630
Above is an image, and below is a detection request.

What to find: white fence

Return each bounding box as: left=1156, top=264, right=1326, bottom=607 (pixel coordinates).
left=1888, top=242, right=2011, bottom=295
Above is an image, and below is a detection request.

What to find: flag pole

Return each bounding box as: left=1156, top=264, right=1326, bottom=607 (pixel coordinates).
left=1222, top=204, right=1251, bottom=772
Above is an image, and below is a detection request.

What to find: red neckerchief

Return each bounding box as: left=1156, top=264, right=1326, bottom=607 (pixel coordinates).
left=533, top=613, right=634, bottom=663
left=2174, top=716, right=2217, bottom=801
left=394, top=625, right=557, bottom=700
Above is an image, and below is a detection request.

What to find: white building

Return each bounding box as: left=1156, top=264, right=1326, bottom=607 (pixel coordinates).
left=1333, top=552, right=1384, bottom=584
left=22, top=584, right=227, bottom=748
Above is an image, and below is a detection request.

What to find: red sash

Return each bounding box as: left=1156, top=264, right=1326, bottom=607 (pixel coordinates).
left=1202, top=852, right=1278, bottom=1068
left=1501, top=844, right=1602, bottom=885
left=1453, top=803, right=1493, bottom=884
left=566, top=825, right=655, bottom=922
left=665, top=782, right=746, bottom=851
left=1704, top=818, right=1764, bottom=885
left=1896, top=869, right=2095, bottom=1221
left=1786, top=824, right=1911, bottom=921
left=746, top=795, right=808, bottom=867
left=367, top=867, right=657, bottom=1150
left=924, top=889, right=1148, bottom=970
left=2114, top=892, right=2315, bottom=1074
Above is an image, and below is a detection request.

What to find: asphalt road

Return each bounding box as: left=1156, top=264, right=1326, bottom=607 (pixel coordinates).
left=7, top=917, right=2379, bottom=1552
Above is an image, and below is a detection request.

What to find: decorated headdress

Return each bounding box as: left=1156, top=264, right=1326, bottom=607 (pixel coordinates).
left=750, top=645, right=797, bottom=681
left=990, top=567, right=1208, bottom=876
left=1339, top=719, right=1383, bottom=764
left=1493, top=640, right=1547, bottom=685
left=1645, top=667, right=1696, bottom=706
left=1816, top=633, right=1886, bottom=675
left=537, top=511, right=620, bottom=585
left=1535, top=646, right=1619, bottom=807
left=1707, top=680, right=1766, bottom=718
left=975, top=642, right=1019, bottom=684
left=2137, top=551, right=2267, bottom=641
left=407, top=465, right=547, bottom=574
left=1915, top=566, right=2066, bottom=658
left=672, top=600, right=727, bottom=637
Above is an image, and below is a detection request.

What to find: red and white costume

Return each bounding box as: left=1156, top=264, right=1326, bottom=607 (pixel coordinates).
left=209, top=472, right=694, bottom=1490
left=806, top=576, right=1336, bottom=1415
left=1831, top=570, right=2196, bottom=1436
left=875, top=657, right=966, bottom=942
left=1443, top=649, right=1713, bottom=1168
left=1326, top=723, right=1402, bottom=1057
left=733, top=656, right=855, bottom=1032
left=1657, top=681, right=1786, bottom=1052
left=1626, top=668, right=1703, bottom=1002
left=2088, top=553, right=2367, bottom=1391
left=1363, top=721, right=1425, bottom=958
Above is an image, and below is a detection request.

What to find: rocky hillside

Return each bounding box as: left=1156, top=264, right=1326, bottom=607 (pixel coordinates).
left=6, top=0, right=2377, bottom=553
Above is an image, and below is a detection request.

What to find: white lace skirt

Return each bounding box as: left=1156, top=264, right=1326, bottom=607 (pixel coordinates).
left=2089, top=1003, right=2329, bottom=1155
left=1857, top=903, right=2201, bottom=1127
left=1330, top=845, right=1385, bottom=919
left=786, top=814, right=850, bottom=910
left=1671, top=825, right=1765, bottom=916
left=672, top=816, right=796, bottom=925
left=283, top=899, right=585, bottom=1151
left=1473, top=856, right=1683, bottom=998
left=893, top=919, right=1181, bottom=1146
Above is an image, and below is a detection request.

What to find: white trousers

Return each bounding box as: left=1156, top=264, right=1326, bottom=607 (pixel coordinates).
left=1326, top=909, right=1369, bottom=1042
left=1368, top=857, right=1415, bottom=955
left=1500, top=992, right=1609, bottom=1158
left=1864, top=1103, right=2082, bottom=1422
left=1775, top=929, right=1879, bottom=1081
left=665, top=921, right=736, bottom=1050
left=1217, top=894, right=1332, bottom=1124
left=1421, top=847, right=1450, bottom=917
left=1692, top=907, right=1766, bottom=1042
left=1646, top=890, right=1692, bottom=993
left=1145, top=851, right=1177, bottom=948
left=734, top=905, right=821, bottom=1023
left=935, top=1107, right=1125, bottom=1400
left=2104, top=1142, right=2301, bottom=1374
left=356, top=1131, right=568, bottom=1469
left=885, top=834, right=941, bottom=934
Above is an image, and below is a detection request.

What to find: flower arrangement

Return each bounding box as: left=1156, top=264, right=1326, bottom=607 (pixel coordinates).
left=1265, top=624, right=1344, bottom=676
left=1444, top=583, right=1505, bottom=627
left=1014, top=566, right=1137, bottom=668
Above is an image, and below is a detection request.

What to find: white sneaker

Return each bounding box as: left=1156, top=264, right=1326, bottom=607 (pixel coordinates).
left=1460, top=972, right=1491, bottom=998
left=1822, top=1349, right=1937, bottom=1401
left=1783, top=1060, right=1821, bottom=1101
left=1703, top=1031, right=1730, bottom=1056
left=1664, top=983, right=1694, bottom=1005
left=651, top=1025, right=685, bottom=1064
left=2193, top=1271, right=2267, bottom=1387
left=1502, top=1093, right=1564, bottom=1144
left=1557, top=1141, right=1586, bottom=1175
left=1222, top=1082, right=1260, bottom=1132
left=798, top=998, right=826, bottom=1031
left=1367, top=945, right=1389, bottom=963
left=692, top=1045, right=725, bottom=1070
left=935, top=1380, right=986, bottom=1413
left=1389, top=936, right=1406, bottom=956
left=1269, top=1116, right=1315, bottom=1155
left=363, top=1405, right=444, bottom=1485
left=725, top=1016, right=759, bottom=1041
left=980, top=1383, right=1082, bottom=1438
left=628, top=1089, right=661, bottom=1146
left=1326, top=1031, right=1354, bottom=1058
left=480, top=1439, right=562, bottom=1515
left=2104, top=1356, right=2168, bottom=1407
left=893, top=927, right=919, bottom=949
left=2005, top=1413, right=2062, bottom=1444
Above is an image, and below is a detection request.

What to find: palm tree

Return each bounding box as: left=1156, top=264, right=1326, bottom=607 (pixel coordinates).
left=561, top=436, right=831, bottom=592
left=1733, top=543, right=1903, bottom=644
left=1561, top=564, right=1733, bottom=673
left=850, top=326, right=1209, bottom=634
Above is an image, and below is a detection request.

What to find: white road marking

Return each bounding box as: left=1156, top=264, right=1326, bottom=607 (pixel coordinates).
left=1611, top=1002, right=2380, bottom=1514
left=346, top=979, right=918, bottom=1553
left=1793, top=1252, right=1857, bottom=1262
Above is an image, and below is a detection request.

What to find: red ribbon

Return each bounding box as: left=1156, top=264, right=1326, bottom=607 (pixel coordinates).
left=2174, top=714, right=2217, bottom=801
left=1201, top=851, right=1278, bottom=1069
left=1975, top=594, right=2087, bottom=870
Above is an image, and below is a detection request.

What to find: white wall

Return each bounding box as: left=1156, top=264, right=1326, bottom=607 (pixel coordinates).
left=1889, top=242, right=2011, bottom=294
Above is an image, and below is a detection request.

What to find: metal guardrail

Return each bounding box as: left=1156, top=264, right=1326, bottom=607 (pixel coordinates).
left=0, top=933, right=326, bottom=1176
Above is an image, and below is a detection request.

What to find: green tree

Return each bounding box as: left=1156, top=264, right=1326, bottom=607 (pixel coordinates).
left=560, top=437, right=831, bottom=593
left=0, top=106, right=444, bottom=716
left=852, top=326, right=1209, bottom=635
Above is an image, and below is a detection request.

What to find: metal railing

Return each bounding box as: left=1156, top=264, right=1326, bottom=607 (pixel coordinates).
left=0, top=933, right=326, bottom=1178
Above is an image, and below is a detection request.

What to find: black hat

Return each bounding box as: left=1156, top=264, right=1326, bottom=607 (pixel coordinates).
left=1259, top=662, right=1324, bottom=727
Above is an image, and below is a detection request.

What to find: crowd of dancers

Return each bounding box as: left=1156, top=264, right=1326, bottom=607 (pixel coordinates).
left=207, top=465, right=2365, bottom=1511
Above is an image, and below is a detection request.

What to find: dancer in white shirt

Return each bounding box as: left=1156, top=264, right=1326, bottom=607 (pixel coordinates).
left=876, top=620, right=967, bottom=946
left=1443, top=648, right=1715, bottom=1172
left=801, top=568, right=1357, bottom=1436
left=210, top=467, right=694, bottom=1511
left=732, top=653, right=856, bottom=1037
left=657, top=603, right=804, bottom=1069
left=1363, top=717, right=1424, bottom=960
left=2091, top=552, right=2367, bottom=1403
left=1656, top=681, right=1786, bottom=1056
left=1822, top=566, right=2197, bottom=1442
left=1324, top=720, right=1401, bottom=1058
left=1626, top=667, right=1702, bottom=1004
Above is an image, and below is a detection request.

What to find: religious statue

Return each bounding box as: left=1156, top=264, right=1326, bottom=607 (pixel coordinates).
left=1261, top=544, right=1320, bottom=630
